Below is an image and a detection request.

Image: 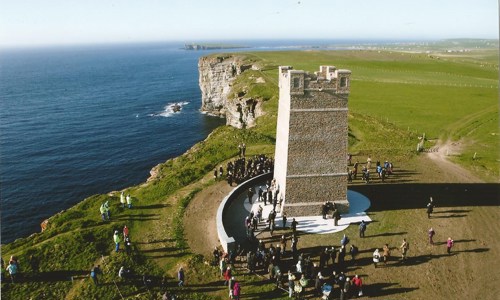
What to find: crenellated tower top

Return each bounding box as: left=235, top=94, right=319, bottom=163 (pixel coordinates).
left=279, top=65, right=351, bottom=96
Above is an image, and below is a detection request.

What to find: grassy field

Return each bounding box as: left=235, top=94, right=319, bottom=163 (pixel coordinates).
left=244, top=49, right=499, bottom=180
left=1, top=43, right=498, bottom=299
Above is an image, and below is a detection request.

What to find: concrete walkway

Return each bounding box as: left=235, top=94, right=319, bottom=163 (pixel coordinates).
left=223, top=179, right=372, bottom=246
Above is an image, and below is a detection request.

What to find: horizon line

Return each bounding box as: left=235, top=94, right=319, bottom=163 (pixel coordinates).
left=1, top=37, right=499, bottom=51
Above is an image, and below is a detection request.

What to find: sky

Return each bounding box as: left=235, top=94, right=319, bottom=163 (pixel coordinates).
left=0, top=0, right=498, bottom=47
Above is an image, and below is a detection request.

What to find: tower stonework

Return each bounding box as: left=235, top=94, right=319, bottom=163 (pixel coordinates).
left=274, top=65, right=351, bottom=216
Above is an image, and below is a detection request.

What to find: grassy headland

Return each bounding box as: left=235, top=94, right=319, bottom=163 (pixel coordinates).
left=1, top=41, right=498, bottom=299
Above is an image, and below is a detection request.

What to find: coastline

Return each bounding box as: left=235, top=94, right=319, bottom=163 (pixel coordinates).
left=2, top=121, right=225, bottom=245
left=2, top=43, right=499, bottom=300
left=0, top=43, right=227, bottom=244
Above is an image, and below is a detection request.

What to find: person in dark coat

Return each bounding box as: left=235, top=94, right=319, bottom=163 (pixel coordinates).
left=177, top=267, right=185, bottom=286
left=291, top=218, right=298, bottom=233
left=349, top=245, right=358, bottom=264
left=314, top=272, right=324, bottom=296
left=248, top=187, right=255, bottom=204
left=338, top=245, right=346, bottom=269
left=340, top=277, right=351, bottom=300
left=359, top=220, right=367, bottom=238
left=322, top=202, right=328, bottom=219
left=90, top=265, right=102, bottom=285
left=319, top=248, right=329, bottom=269
left=125, top=236, right=132, bottom=255
left=332, top=209, right=341, bottom=226
left=330, top=247, right=337, bottom=267
left=291, top=235, right=299, bottom=261
left=426, top=197, right=434, bottom=218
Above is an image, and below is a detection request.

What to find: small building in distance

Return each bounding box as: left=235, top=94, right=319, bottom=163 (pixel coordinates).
left=274, top=65, right=351, bottom=216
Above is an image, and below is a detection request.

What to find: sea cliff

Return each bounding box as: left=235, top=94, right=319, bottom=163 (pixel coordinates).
left=198, top=54, right=266, bottom=129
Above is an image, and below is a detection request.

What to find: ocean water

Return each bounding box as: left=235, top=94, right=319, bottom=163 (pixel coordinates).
left=0, top=43, right=227, bottom=243
left=0, top=39, right=391, bottom=244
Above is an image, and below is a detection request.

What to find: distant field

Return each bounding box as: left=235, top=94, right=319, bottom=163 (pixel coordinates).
left=241, top=49, right=499, bottom=181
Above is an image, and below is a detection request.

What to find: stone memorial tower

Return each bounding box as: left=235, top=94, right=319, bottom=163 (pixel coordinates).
left=274, top=65, right=351, bottom=216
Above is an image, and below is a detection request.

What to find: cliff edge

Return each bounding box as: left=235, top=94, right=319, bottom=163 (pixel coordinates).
left=199, top=55, right=265, bottom=129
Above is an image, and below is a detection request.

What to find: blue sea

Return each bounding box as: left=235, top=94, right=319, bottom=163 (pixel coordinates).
left=0, top=43, right=231, bottom=243
left=0, top=39, right=395, bottom=244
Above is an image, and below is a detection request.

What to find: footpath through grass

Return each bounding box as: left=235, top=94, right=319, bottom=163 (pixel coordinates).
left=245, top=49, right=499, bottom=180
left=1, top=46, right=498, bottom=299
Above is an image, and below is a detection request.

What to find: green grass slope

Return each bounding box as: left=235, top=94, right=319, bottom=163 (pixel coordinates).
left=1, top=46, right=498, bottom=299
left=243, top=49, right=499, bottom=179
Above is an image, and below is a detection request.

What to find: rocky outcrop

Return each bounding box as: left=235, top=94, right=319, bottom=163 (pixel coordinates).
left=199, top=55, right=264, bottom=129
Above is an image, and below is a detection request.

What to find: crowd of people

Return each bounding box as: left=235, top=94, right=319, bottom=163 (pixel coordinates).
left=99, top=193, right=133, bottom=223
left=111, top=225, right=132, bottom=254
left=242, top=179, right=286, bottom=241
left=85, top=148, right=274, bottom=296
left=218, top=154, right=275, bottom=186
left=211, top=248, right=242, bottom=299
left=206, top=192, right=458, bottom=299
left=211, top=228, right=372, bottom=300
left=210, top=224, right=456, bottom=300
left=347, top=154, right=394, bottom=184
left=2, top=142, right=460, bottom=300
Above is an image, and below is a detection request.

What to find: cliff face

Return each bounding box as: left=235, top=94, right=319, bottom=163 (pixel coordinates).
left=199, top=55, right=264, bottom=129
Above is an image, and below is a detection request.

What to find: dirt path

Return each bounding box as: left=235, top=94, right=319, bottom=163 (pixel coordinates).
left=426, top=139, right=483, bottom=183
left=184, top=144, right=486, bottom=259
left=183, top=180, right=234, bottom=257
left=180, top=149, right=500, bottom=299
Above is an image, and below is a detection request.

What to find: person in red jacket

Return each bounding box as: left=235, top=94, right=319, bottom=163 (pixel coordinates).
left=428, top=228, right=435, bottom=245
left=446, top=237, right=454, bottom=254
left=352, top=274, right=363, bottom=297
left=123, top=225, right=129, bottom=238
left=224, top=266, right=232, bottom=286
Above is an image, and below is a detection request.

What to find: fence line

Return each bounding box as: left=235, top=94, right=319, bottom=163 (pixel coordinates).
left=101, top=255, right=126, bottom=300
